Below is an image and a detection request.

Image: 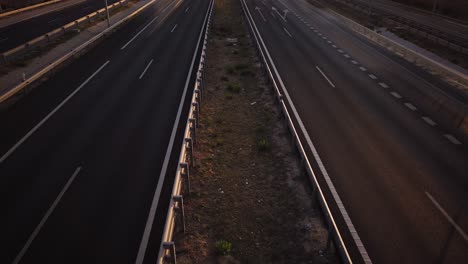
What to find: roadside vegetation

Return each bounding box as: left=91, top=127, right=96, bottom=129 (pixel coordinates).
left=175, top=0, right=339, bottom=263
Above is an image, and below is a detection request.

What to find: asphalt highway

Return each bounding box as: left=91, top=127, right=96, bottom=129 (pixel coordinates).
left=350, top=0, right=468, bottom=47
left=0, top=0, right=210, bottom=262
left=0, top=0, right=122, bottom=53
left=245, top=0, right=468, bottom=263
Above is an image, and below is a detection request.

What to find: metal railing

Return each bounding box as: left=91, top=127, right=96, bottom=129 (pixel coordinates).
left=0, top=0, right=130, bottom=65
left=239, top=0, right=360, bottom=263
left=0, top=0, right=160, bottom=105
left=156, top=0, right=213, bottom=263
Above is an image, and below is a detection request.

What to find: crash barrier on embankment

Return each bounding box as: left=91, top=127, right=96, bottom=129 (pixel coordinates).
left=0, top=0, right=62, bottom=19
left=0, top=0, right=162, bottom=105
left=322, top=1, right=468, bottom=140
left=157, top=0, right=213, bottom=263
left=332, top=0, right=468, bottom=56
left=240, top=0, right=371, bottom=263
left=0, top=0, right=129, bottom=65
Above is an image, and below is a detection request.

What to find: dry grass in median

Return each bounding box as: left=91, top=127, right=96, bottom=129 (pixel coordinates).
left=175, top=0, right=339, bottom=263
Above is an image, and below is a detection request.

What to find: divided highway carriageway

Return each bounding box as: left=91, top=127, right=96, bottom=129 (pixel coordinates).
left=243, top=0, right=468, bottom=263
left=0, top=0, right=211, bottom=263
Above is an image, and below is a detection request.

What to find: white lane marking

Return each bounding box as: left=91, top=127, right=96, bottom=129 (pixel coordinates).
left=390, top=91, right=402, bottom=99
left=316, top=66, right=336, bottom=88
left=444, top=134, right=462, bottom=145
left=171, top=24, right=178, bottom=33
left=139, top=59, right=154, bottom=80
left=135, top=1, right=212, bottom=262
left=318, top=33, right=322, bottom=36
left=351, top=60, right=358, bottom=64
left=322, top=36, right=327, bottom=40
left=270, top=11, right=275, bottom=18
left=359, top=66, right=367, bottom=71
left=378, top=82, right=389, bottom=88
left=262, top=0, right=267, bottom=7
left=283, top=27, right=293, bottom=38
left=13, top=167, right=82, bottom=264
left=337, top=49, right=344, bottom=53
left=256, top=7, right=266, bottom=22
left=121, top=16, right=159, bottom=50
left=422, top=116, right=437, bottom=126
left=332, top=44, right=337, bottom=48
left=404, top=102, right=417, bottom=111
left=242, top=1, right=369, bottom=262
left=425, top=191, right=468, bottom=242
left=185, top=7, right=190, bottom=12
left=327, top=40, right=332, bottom=44
left=343, top=54, right=350, bottom=58
left=313, top=29, right=318, bottom=32
left=368, top=74, right=377, bottom=80
left=0, top=61, right=110, bottom=163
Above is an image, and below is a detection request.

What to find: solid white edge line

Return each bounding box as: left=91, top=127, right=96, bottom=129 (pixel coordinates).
left=444, top=134, right=462, bottom=145
left=242, top=0, right=370, bottom=262
left=12, top=166, right=82, bottom=264
left=316, top=66, right=336, bottom=88
left=425, top=191, right=468, bottom=242
left=0, top=61, right=110, bottom=164
left=283, top=27, right=292, bottom=37
left=134, top=1, right=212, bottom=263
left=139, top=59, right=154, bottom=79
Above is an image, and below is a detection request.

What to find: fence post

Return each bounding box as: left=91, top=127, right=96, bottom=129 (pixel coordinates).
left=173, top=195, right=186, bottom=233
left=185, top=137, right=194, bottom=166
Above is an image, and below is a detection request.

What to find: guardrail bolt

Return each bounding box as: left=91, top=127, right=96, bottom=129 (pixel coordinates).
left=173, top=195, right=186, bottom=234
left=162, top=242, right=177, bottom=264
left=180, top=162, right=191, bottom=195
left=185, top=138, right=194, bottom=166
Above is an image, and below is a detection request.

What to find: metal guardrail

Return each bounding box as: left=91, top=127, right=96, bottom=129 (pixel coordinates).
left=0, top=0, right=62, bottom=18
left=0, top=0, right=161, bottom=105
left=0, top=0, right=129, bottom=65
left=156, top=0, right=213, bottom=263
left=239, top=0, right=358, bottom=263
left=333, top=0, right=468, bottom=54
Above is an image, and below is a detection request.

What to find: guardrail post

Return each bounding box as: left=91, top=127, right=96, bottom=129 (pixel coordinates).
left=192, top=102, right=199, bottom=126
left=185, top=137, right=194, bottom=166
left=173, top=195, right=186, bottom=233
left=162, top=242, right=177, bottom=264
left=189, top=118, right=197, bottom=144
left=180, top=162, right=190, bottom=195
left=195, top=88, right=202, bottom=106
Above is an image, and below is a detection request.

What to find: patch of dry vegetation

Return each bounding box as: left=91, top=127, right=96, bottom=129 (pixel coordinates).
left=175, top=0, right=338, bottom=263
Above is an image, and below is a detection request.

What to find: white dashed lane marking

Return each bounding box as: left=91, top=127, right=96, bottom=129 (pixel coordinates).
left=378, top=82, right=389, bottom=88
left=343, top=54, right=350, bottom=58
left=444, top=134, right=462, bottom=145
left=390, top=92, right=402, bottom=99
left=404, top=103, right=417, bottom=111
left=422, top=116, right=437, bottom=126
left=368, top=74, right=377, bottom=80
left=359, top=66, right=367, bottom=71
left=351, top=60, right=358, bottom=65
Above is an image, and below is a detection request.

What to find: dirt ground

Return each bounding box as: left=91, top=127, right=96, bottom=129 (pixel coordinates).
left=310, top=0, right=468, bottom=71
left=174, top=0, right=339, bottom=263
